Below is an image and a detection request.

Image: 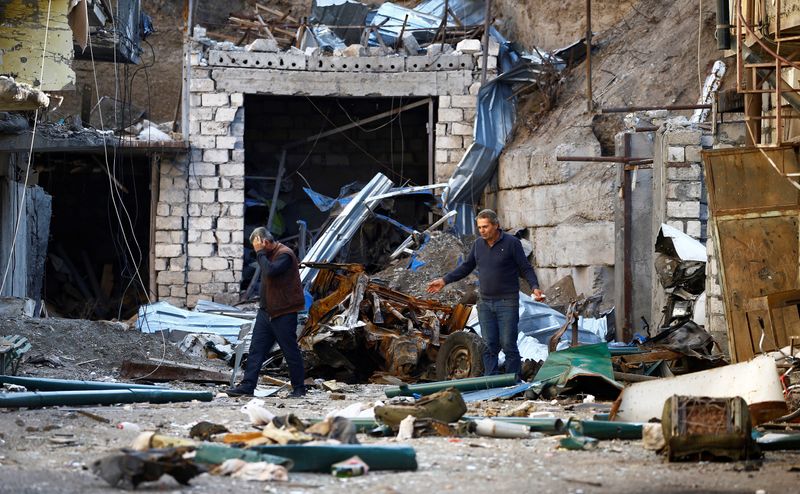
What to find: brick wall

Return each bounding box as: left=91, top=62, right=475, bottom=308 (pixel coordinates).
left=152, top=43, right=492, bottom=307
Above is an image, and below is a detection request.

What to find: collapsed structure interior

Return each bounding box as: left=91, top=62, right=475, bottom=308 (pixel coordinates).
left=242, top=95, right=436, bottom=286
left=35, top=150, right=152, bottom=319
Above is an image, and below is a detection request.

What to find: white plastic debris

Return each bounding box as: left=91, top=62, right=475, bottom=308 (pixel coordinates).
left=643, top=423, right=665, bottom=451
left=582, top=395, right=595, bottom=404
left=326, top=401, right=381, bottom=419
left=397, top=415, right=415, bottom=441
left=240, top=398, right=276, bottom=426
left=216, top=459, right=289, bottom=481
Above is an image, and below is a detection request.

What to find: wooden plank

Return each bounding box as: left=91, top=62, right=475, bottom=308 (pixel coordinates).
left=120, top=360, right=231, bottom=383
left=717, top=215, right=799, bottom=360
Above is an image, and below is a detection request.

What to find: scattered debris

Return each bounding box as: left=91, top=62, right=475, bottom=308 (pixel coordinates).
left=613, top=354, right=787, bottom=424
left=92, top=448, right=204, bottom=489
left=662, top=396, right=760, bottom=462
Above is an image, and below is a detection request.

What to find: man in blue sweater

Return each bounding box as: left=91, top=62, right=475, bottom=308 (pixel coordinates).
left=427, top=209, right=543, bottom=379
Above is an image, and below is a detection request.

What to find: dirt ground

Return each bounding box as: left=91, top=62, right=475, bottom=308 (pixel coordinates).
left=2, top=384, right=800, bottom=494
left=3, top=316, right=800, bottom=494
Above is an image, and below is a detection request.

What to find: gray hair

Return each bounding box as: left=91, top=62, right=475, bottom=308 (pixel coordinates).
left=250, top=227, right=274, bottom=244
left=476, top=209, right=499, bottom=225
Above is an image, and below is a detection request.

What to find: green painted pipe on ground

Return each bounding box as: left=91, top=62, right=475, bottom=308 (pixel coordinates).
left=575, top=419, right=643, bottom=440
left=0, top=375, right=167, bottom=391
left=249, top=444, right=417, bottom=472
left=0, top=389, right=212, bottom=408
left=194, top=443, right=293, bottom=469
left=756, top=433, right=800, bottom=451
left=385, top=374, right=518, bottom=398
left=462, top=416, right=565, bottom=433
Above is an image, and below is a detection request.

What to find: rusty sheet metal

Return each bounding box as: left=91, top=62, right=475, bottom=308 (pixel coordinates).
left=703, top=146, right=800, bottom=362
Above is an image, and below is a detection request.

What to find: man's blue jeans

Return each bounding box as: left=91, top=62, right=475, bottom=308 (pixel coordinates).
left=239, top=309, right=305, bottom=392
left=477, top=297, right=520, bottom=379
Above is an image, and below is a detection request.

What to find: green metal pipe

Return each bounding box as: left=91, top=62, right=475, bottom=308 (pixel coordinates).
left=462, top=416, right=565, bottom=433
left=0, top=389, right=212, bottom=408
left=385, top=374, right=517, bottom=398
left=249, top=445, right=417, bottom=472
left=194, top=443, right=294, bottom=469
left=755, top=433, right=800, bottom=451
left=0, top=375, right=167, bottom=391
left=574, top=419, right=643, bottom=440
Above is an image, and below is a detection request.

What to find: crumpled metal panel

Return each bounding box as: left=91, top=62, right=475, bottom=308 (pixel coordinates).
left=299, top=173, right=394, bottom=286
left=311, top=0, right=370, bottom=45
left=137, top=301, right=251, bottom=342
left=414, top=0, right=486, bottom=26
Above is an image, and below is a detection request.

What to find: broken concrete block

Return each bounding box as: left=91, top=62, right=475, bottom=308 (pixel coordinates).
left=246, top=38, right=279, bottom=53
left=488, top=38, right=500, bottom=57
left=342, top=44, right=367, bottom=57
left=402, top=33, right=421, bottom=55
left=368, top=46, right=395, bottom=56
left=426, top=43, right=454, bottom=56
left=455, top=39, right=482, bottom=54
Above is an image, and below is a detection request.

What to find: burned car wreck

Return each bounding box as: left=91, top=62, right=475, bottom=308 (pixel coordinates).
left=299, top=263, right=479, bottom=383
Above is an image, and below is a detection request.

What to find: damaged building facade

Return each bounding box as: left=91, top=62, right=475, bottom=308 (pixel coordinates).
left=154, top=35, right=496, bottom=307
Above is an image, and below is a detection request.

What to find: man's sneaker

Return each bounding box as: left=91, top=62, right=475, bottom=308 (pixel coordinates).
left=287, top=386, right=307, bottom=398
left=224, top=386, right=254, bottom=397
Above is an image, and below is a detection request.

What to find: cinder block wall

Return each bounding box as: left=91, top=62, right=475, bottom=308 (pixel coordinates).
left=153, top=45, right=492, bottom=307
left=651, top=121, right=713, bottom=331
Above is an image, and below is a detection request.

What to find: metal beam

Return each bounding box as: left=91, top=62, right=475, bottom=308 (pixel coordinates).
left=283, top=98, right=431, bottom=150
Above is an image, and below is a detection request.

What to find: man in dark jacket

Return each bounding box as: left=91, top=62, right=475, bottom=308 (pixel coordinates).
left=226, top=227, right=307, bottom=397
left=427, top=209, right=543, bottom=380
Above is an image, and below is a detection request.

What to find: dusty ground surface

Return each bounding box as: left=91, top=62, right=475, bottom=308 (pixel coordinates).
left=3, top=316, right=800, bottom=494
left=0, top=314, right=199, bottom=382
left=2, top=383, right=800, bottom=494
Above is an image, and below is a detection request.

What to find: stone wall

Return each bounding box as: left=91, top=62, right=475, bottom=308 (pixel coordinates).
left=486, top=128, right=616, bottom=301
left=153, top=42, right=491, bottom=307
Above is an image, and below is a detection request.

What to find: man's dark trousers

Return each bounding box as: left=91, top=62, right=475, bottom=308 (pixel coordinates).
left=478, top=297, right=521, bottom=379
left=239, top=309, right=305, bottom=391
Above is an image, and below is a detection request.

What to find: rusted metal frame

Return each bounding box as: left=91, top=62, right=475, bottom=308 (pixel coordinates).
left=120, top=360, right=230, bottom=383
left=480, top=0, right=492, bottom=85
left=395, top=14, right=409, bottom=50
left=612, top=349, right=682, bottom=365
left=555, top=156, right=652, bottom=163
left=586, top=0, right=593, bottom=112
left=284, top=99, right=431, bottom=150
left=148, top=154, right=160, bottom=299
left=622, top=134, right=633, bottom=341
left=301, top=272, right=361, bottom=339
left=437, top=0, right=449, bottom=49
left=266, top=149, right=286, bottom=232
left=777, top=55, right=783, bottom=145
left=600, top=104, right=712, bottom=113
left=548, top=301, right=578, bottom=352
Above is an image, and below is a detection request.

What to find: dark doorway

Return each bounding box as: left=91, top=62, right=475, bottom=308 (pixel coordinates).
left=242, top=95, right=436, bottom=289
left=35, top=150, right=152, bottom=319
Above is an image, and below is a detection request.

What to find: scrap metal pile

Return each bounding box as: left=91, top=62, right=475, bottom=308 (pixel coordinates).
left=299, top=262, right=473, bottom=383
